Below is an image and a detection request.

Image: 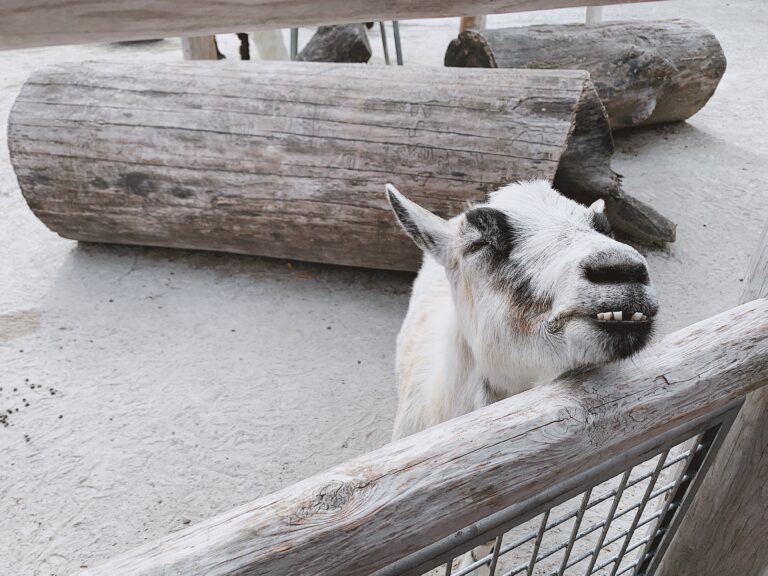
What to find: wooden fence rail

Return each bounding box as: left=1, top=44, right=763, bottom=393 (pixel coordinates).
left=75, top=298, right=768, bottom=576
left=0, top=0, right=658, bottom=51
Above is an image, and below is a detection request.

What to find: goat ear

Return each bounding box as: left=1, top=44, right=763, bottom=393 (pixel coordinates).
left=386, top=184, right=452, bottom=264
left=589, top=199, right=606, bottom=213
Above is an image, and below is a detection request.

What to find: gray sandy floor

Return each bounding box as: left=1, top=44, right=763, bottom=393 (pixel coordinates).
left=1, top=1, right=767, bottom=575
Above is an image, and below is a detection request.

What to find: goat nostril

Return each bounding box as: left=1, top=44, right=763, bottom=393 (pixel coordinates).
left=584, top=262, right=649, bottom=285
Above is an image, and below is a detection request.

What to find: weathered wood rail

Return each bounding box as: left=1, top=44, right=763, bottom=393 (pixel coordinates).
left=73, top=298, right=768, bottom=576
left=8, top=61, right=675, bottom=272
left=0, top=0, right=658, bottom=50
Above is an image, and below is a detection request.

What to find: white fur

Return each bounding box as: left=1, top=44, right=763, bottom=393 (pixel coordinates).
left=389, top=180, right=657, bottom=440
left=388, top=180, right=658, bottom=572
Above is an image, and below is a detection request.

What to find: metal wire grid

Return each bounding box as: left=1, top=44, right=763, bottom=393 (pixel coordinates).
left=374, top=402, right=740, bottom=576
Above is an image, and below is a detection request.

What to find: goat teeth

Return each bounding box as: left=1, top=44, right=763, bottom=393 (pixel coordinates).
left=613, top=311, right=623, bottom=321
left=597, top=312, right=607, bottom=320
left=632, top=312, right=643, bottom=321
left=641, top=314, right=647, bottom=321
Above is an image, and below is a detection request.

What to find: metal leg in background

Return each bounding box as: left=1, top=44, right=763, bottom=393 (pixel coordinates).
left=392, top=21, right=403, bottom=65
left=290, top=28, right=298, bottom=60
left=379, top=21, right=390, bottom=65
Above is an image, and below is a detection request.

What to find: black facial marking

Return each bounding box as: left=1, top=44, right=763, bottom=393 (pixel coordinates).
left=491, top=260, right=549, bottom=323
left=590, top=212, right=613, bottom=237
left=464, top=207, right=516, bottom=265
left=584, top=260, right=650, bottom=285
left=388, top=190, right=435, bottom=250
left=463, top=208, right=551, bottom=324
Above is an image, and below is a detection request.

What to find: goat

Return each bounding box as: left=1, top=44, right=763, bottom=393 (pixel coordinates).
left=386, top=180, right=658, bottom=573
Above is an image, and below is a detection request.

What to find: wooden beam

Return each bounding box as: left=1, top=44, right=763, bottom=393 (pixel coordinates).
left=73, top=300, right=768, bottom=576
left=181, top=36, right=219, bottom=60
left=9, top=61, right=672, bottom=272
left=657, top=222, right=768, bottom=576
left=0, top=0, right=657, bottom=50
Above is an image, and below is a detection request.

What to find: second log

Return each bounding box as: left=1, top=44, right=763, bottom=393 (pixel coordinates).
left=445, top=19, right=726, bottom=130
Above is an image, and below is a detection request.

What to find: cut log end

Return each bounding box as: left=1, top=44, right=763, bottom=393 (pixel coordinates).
left=554, top=81, right=677, bottom=245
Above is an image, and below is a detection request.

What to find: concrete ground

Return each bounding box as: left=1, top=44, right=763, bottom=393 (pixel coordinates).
left=1, top=1, right=766, bottom=575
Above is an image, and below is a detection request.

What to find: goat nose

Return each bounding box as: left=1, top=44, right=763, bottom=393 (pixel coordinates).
left=584, top=257, right=649, bottom=285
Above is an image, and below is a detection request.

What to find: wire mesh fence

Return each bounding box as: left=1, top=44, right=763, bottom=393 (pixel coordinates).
left=374, top=403, right=740, bottom=576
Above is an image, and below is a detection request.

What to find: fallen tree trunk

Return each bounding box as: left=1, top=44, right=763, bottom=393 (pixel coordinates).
left=9, top=61, right=674, bottom=272
left=297, top=24, right=372, bottom=63
left=445, top=19, right=726, bottom=130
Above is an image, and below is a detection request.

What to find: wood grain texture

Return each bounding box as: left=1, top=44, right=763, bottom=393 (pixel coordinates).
left=657, top=222, right=768, bottom=576
left=0, top=0, right=656, bottom=50
left=72, top=299, right=768, bottom=576
left=445, top=20, right=727, bottom=130
left=10, top=61, right=668, bottom=271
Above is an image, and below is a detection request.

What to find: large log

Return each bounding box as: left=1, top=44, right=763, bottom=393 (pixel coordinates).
left=657, top=222, right=768, bottom=576
left=8, top=62, right=674, bottom=272
left=72, top=300, right=768, bottom=576
left=445, top=19, right=727, bottom=130
left=0, top=0, right=657, bottom=50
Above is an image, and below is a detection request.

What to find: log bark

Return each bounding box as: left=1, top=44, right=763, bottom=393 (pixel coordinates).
left=8, top=61, right=675, bottom=271
left=656, top=222, right=768, bottom=576
left=297, top=24, right=371, bottom=63
left=445, top=19, right=727, bottom=130
left=71, top=300, right=768, bottom=576
left=0, top=0, right=658, bottom=50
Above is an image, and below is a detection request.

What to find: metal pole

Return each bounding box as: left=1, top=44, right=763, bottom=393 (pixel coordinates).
left=392, top=21, right=403, bottom=65
left=379, top=21, right=390, bottom=65
left=290, top=28, right=298, bottom=60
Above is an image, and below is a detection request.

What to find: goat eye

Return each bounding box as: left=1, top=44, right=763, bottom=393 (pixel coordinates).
left=464, top=239, right=487, bottom=255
